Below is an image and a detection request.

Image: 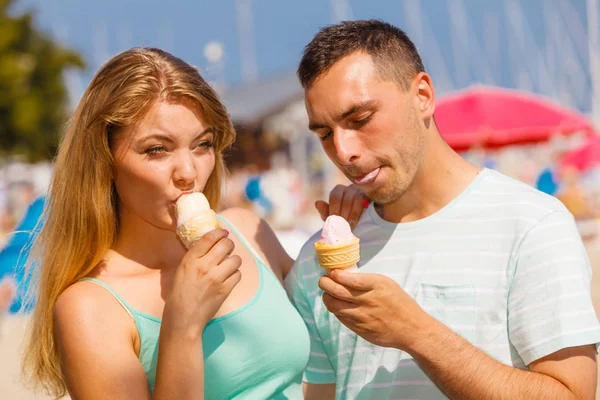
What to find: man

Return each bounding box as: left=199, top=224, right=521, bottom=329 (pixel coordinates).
left=285, top=20, right=600, bottom=399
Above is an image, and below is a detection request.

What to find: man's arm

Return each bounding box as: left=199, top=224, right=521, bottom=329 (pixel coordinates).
left=410, top=315, right=597, bottom=399
left=319, top=208, right=600, bottom=399
left=319, top=267, right=599, bottom=399
left=303, top=382, right=336, bottom=400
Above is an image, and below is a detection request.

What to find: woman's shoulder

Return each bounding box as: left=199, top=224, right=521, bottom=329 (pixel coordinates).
left=54, top=279, right=136, bottom=343
left=56, top=280, right=108, bottom=319
left=52, top=280, right=148, bottom=397
left=218, top=207, right=266, bottom=251
left=218, top=207, right=277, bottom=248
left=218, top=207, right=294, bottom=278
left=219, top=207, right=261, bottom=226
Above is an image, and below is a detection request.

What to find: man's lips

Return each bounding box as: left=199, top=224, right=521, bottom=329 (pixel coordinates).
left=351, top=167, right=381, bottom=185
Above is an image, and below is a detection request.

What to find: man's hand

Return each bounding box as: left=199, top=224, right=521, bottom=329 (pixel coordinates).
left=316, top=184, right=370, bottom=229
left=318, top=269, right=431, bottom=349
left=320, top=270, right=599, bottom=399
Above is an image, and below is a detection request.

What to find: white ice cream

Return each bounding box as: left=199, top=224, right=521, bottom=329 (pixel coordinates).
left=176, top=192, right=211, bottom=227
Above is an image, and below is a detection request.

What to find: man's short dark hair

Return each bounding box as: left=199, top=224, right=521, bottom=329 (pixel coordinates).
left=298, top=20, right=425, bottom=90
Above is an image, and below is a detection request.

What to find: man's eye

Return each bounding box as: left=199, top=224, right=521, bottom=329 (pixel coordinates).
left=319, top=131, right=333, bottom=141
left=354, top=114, right=373, bottom=127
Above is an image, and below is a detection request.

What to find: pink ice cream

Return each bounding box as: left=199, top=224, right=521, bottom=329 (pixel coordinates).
left=319, top=215, right=356, bottom=245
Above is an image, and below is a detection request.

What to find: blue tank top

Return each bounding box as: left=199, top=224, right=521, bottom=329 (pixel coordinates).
left=81, top=215, right=310, bottom=399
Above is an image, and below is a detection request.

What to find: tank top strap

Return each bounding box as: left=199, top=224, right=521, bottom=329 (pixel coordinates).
left=78, top=277, right=136, bottom=321
left=216, top=214, right=267, bottom=267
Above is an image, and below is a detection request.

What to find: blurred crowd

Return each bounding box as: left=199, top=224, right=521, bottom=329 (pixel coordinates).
left=463, top=134, right=600, bottom=220
left=0, top=161, right=51, bottom=248
left=2, top=131, right=600, bottom=251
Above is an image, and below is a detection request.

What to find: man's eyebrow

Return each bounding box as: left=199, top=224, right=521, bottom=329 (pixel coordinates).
left=308, top=100, right=377, bottom=131
left=336, top=100, right=377, bottom=122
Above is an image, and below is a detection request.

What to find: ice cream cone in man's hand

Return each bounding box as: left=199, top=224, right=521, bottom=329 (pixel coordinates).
left=314, top=215, right=360, bottom=273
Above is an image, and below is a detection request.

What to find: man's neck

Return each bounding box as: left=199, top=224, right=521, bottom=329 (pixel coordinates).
left=376, top=142, right=481, bottom=224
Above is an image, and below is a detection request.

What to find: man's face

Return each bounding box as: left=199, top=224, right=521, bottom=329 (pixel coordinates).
left=305, top=52, right=425, bottom=204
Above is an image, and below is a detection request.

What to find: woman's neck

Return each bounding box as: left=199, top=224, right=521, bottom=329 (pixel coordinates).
left=112, top=211, right=187, bottom=272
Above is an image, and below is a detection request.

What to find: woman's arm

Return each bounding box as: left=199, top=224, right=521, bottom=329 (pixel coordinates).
left=54, top=283, right=154, bottom=399
left=54, top=234, right=239, bottom=400
left=55, top=285, right=213, bottom=400
left=56, top=282, right=207, bottom=400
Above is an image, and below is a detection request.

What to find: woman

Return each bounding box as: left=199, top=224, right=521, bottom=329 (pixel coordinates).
left=22, top=48, right=366, bottom=399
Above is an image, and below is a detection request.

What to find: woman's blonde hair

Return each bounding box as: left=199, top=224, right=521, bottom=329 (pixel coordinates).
left=21, top=47, right=236, bottom=397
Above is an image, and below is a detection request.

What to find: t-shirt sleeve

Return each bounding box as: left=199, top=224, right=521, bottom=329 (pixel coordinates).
left=508, top=210, right=600, bottom=365
left=284, top=257, right=336, bottom=384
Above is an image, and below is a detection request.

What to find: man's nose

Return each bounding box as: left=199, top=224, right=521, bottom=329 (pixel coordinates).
left=332, top=128, right=361, bottom=165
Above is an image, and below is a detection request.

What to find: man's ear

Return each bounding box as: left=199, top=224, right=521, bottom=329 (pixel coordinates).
left=413, top=72, right=435, bottom=120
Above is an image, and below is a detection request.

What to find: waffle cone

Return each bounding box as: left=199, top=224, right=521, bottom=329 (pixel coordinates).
left=314, top=237, right=360, bottom=270
left=176, top=210, right=220, bottom=249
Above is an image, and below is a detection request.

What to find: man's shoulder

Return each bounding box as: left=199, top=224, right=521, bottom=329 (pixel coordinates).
left=477, top=169, right=569, bottom=217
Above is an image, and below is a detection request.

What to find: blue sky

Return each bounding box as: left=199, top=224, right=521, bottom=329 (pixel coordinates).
left=10, top=0, right=595, bottom=113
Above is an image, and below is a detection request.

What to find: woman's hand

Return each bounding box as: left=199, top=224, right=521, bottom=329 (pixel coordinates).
left=162, top=229, right=242, bottom=339
left=315, top=184, right=370, bottom=229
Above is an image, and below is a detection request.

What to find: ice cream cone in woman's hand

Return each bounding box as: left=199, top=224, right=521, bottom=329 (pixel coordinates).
left=175, top=192, right=220, bottom=249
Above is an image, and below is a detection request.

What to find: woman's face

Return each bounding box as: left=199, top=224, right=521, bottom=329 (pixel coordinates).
left=111, top=100, right=216, bottom=231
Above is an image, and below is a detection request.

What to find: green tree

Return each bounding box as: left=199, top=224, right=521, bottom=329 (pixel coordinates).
left=0, top=0, right=84, bottom=161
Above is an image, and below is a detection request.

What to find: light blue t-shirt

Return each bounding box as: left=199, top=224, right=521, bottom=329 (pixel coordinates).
left=285, top=169, right=600, bottom=400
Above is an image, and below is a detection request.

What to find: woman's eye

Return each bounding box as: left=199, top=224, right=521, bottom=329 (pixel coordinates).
left=144, top=145, right=166, bottom=155
left=198, top=141, right=214, bottom=149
